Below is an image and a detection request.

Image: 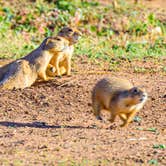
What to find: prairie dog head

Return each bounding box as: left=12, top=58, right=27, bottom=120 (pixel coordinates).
left=116, top=87, right=148, bottom=110
left=44, top=36, right=69, bottom=52
left=58, top=27, right=81, bottom=45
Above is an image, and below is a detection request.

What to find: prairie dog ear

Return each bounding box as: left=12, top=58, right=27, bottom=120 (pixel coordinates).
left=44, top=38, right=55, bottom=50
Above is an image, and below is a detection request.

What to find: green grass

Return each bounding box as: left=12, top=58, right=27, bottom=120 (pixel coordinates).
left=0, top=0, right=165, bottom=68
left=0, top=30, right=38, bottom=59
left=148, top=159, right=158, bottom=165
left=153, top=144, right=165, bottom=149
left=75, top=35, right=166, bottom=61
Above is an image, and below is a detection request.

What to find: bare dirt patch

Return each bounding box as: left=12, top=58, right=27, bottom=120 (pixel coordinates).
left=97, top=0, right=166, bottom=9
left=0, top=60, right=165, bottom=165
left=143, top=0, right=166, bottom=9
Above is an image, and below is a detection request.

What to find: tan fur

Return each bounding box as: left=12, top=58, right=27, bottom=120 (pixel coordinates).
left=92, top=77, right=147, bottom=127
left=22, top=36, right=69, bottom=81
left=46, top=27, right=81, bottom=77
left=0, top=36, right=69, bottom=89
left=0, top=59, right=37, bottom=89
left=46, top=46, right=74, bottom=76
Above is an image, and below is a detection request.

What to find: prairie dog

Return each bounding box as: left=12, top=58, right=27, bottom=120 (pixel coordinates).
left=46, top=27, right=81, bottom=77
left=0, top=36, right=69, bottom=89
left=58, top=26, right=80, bottom=45
left=92, top=77, right=147, bottom=127
left=22, top=36, right=69, bottom=81
left=0, top=59, right=37, bottom=89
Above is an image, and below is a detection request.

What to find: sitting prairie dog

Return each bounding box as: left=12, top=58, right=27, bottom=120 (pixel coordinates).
left=0, top=36, right=69, bottom=89
left=46, top=27, right=81, bottom=77
left=22, top=36, right=69, bottom=81
left=92, top=77, right=148, bottom=127
left=0, top=59, right=37, bottom=89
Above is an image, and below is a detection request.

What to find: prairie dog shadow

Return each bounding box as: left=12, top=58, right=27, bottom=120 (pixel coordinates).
left=0, top=121, right=96, bottom=129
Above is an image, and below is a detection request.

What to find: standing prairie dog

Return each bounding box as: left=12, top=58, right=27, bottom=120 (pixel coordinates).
left=92, top=77, right=147, bottom=127
left=46, top=27, right=81, bottom=77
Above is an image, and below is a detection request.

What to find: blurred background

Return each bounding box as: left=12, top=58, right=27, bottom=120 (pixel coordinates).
left=0, top=0, right=165, bottom=70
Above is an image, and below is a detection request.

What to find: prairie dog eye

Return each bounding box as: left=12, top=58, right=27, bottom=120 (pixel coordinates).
left=68, top=28, right=73, bottom=32
left=55, top=37, right=61, bottom=41
left=132, top=87, right=139, bottom=95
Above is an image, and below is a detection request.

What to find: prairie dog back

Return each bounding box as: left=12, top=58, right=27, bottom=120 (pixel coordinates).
left=0, top=60, right=37, bottom=89
left=92, top=77, right=133, bottom=109
left=92, top=77, right=147, bottom=127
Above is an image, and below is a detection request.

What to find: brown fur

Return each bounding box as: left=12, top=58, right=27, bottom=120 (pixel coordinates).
left=92, top=77, right=147, bottom=127
left=0, top=36, right=69, bottom=89
left=22, top=36, right=69, bottom=81
left=0, top=59, right=37, bottom=89
left=46, top=27, right=81, bottom=77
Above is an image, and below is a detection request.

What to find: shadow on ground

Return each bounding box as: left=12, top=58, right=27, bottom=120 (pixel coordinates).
left=0, top=121, right=96, bottom=129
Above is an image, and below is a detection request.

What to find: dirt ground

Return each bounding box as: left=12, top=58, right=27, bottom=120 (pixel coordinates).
left=98, top=0, right=166, bottom=9
left=143, top=0, right=166, bottom=9
left=0, top=58, right=165, bottom=165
